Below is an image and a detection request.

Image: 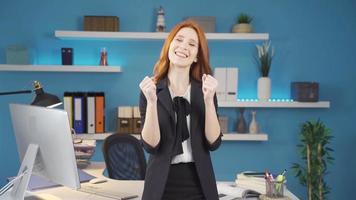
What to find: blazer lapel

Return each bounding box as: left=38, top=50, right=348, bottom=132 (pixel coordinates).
left=190, top=79, right=204, bottom=139
left=156, top=78, right=175, bottom=120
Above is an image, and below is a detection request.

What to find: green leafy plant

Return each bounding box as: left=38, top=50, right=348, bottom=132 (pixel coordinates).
left=255, top=40, right=274, bottom=77
left=292, top=120, right=334, bottom=200
left=237, top=13, right=253, bottom=24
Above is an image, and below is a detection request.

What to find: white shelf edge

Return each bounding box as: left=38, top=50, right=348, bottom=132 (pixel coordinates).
left=72, top=133, right=140, bottom=140
left=222, top=133, right=268, bottom=141
left=72, top=132, right=267, bottom=141
left=0, top=64, right=122, bottom=73
left=218, top=101, right=330, bottom=108
left=206, top=33, right=269, bottom=40
left=55, top=30, right=269, bottom=41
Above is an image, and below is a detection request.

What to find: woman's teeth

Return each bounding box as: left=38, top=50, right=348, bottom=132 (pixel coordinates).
left=175, top=51, right=188, bottom=58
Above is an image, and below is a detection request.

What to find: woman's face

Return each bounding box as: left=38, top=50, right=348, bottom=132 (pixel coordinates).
left=168, top=27, right=199, bottom=69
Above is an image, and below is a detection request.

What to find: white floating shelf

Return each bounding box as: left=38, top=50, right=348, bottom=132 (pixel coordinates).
left=0, top=64, right=122, bottom=73
left=219, top=101, right=330, bottom=108
left=72, top=133, right=140, bottom=140
left=55, top=30, right=269, bottom=41
left=72, top=132, right=267, bottom=141
left=223, top=133, right=268, bottom=141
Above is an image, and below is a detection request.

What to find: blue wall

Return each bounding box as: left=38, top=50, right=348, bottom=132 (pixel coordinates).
left=1, top=0, right=355, bottom=199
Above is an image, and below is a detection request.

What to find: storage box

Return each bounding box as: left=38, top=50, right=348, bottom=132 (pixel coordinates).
left=6, top=45, right=34, bottom=64
left=291, top=82, right=319, bottom=102
left=132, top=106, right=141, bottom=134
left=214, top=68, right=227, bottom=102
left=186, top=16, right=216, bottom=32
left=226, top=68, right=238, bottom=101
left=84, top=16, right=119, bottom=32
left=214, top=67, right=239, bottom=102
left=117, top=106, right=133, bottom=134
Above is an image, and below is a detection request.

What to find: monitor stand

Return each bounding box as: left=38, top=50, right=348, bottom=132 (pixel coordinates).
left=0, top=144, right=38, bottom=200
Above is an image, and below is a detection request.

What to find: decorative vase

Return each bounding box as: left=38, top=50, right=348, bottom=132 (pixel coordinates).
left=236, top=108, right=247, bottom=133
left=232, top=23, right=252, bottom=33
left=99, top=47, right=108, bottom=66
left=258, top=77, right=271, bottom=101
left=249, top=111, right=259, bottom=134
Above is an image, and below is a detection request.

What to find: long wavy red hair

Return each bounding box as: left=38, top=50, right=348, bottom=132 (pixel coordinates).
left=153, top=20, right=212, bottom=83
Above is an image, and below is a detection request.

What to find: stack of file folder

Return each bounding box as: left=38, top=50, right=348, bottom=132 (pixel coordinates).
left=64, top=92, right=105, bottom=134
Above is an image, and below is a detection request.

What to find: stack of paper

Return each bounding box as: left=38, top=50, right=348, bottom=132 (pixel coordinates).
left=235, top=172, right=266, bottom=194
left=73, top=139, right=96, bottom=168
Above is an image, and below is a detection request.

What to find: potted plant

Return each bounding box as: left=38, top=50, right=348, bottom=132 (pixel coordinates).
left=255, top=40, right=274, bottom=101
left=232, top=13, right=253, bottom=33
left=292, top=120, right=334, bottom=200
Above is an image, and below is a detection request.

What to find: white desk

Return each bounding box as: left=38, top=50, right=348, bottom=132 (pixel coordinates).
left=30, top=162, right=143, bottom=200
left=30, top=162, right=299, bottom=200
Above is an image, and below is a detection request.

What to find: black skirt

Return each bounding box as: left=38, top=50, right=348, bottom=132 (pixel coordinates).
left=161, top=162, right=205, bottom=200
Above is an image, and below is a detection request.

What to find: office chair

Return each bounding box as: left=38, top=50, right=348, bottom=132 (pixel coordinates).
left=102, top=133, right=146, bottom=180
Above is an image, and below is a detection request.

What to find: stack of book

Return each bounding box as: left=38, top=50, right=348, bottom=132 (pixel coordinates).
left=73, top=139, right=96, bottom=169
left=235, top=172, right=266, bottom=194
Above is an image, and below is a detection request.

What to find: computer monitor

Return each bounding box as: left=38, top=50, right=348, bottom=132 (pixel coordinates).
left=4, top=104, right=80, bottom=200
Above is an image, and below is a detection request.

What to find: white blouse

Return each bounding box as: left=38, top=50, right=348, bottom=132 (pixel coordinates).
left=168, top=84, right=194, bottom=164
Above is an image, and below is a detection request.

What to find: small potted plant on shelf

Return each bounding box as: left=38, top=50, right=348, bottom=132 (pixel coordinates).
left=232, top=13, right=253, bottom=33
left=255, top=40, right=274, bottom=101
left=292, top=120, right=334, bottom=200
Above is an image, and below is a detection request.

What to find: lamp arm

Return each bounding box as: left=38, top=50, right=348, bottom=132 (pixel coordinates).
left=0, top=90, right=32, bottom=96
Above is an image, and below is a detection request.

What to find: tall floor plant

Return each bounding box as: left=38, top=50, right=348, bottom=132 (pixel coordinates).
left=292, top=120, right=334, bottom=200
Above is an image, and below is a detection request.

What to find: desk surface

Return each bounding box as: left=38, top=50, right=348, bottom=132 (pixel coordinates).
left=31, top=162, right=299, bottom=200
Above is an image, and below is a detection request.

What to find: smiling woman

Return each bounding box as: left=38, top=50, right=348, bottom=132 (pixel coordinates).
left=167, top=27, right=199, bottom=71
left=153, top=20, right=212, bottom=82
left=138, top=20, right=222, bottom=200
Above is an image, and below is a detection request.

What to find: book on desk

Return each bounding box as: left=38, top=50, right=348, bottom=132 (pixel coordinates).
left=217, top=171, right=267, bottom=200
left=217, top=182, right=261, bottom=200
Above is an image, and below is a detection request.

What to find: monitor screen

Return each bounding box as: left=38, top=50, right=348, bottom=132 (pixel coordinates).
left=9, top=104, right=80, bottom=190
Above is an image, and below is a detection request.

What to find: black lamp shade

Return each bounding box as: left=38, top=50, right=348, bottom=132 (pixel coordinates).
left=0, top=81, right=62, bottom=108
left=31, top=88, right=62, bottom=108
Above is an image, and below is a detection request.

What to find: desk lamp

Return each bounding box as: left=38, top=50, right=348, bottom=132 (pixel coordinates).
left=0, top=81, right=62, bottom=108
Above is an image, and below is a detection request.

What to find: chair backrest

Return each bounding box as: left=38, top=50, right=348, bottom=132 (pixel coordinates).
left=102, top=133, right=146, bottom=180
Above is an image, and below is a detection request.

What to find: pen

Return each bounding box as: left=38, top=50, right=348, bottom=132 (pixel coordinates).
left=280, top=169, right=287, bottom=176
left=122, top=195, right=139, bottom=200
left=269, top=173, right=274, bottom=181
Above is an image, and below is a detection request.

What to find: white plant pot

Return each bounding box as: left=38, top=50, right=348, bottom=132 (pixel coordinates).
left=257, top=77, right=271, bottom=101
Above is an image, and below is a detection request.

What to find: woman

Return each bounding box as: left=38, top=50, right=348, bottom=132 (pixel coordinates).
left=139, top=20, right=222, bottom=200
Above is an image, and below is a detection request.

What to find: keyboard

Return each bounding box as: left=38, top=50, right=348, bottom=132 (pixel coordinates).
left=78, top=185, right=138, bottom=200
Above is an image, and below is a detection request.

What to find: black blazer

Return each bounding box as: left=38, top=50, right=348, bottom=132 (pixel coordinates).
left=139, top=77, right=222, bottom=200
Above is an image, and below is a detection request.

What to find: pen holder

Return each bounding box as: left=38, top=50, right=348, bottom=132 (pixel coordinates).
left=265, top=179, right=285, bottom=198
